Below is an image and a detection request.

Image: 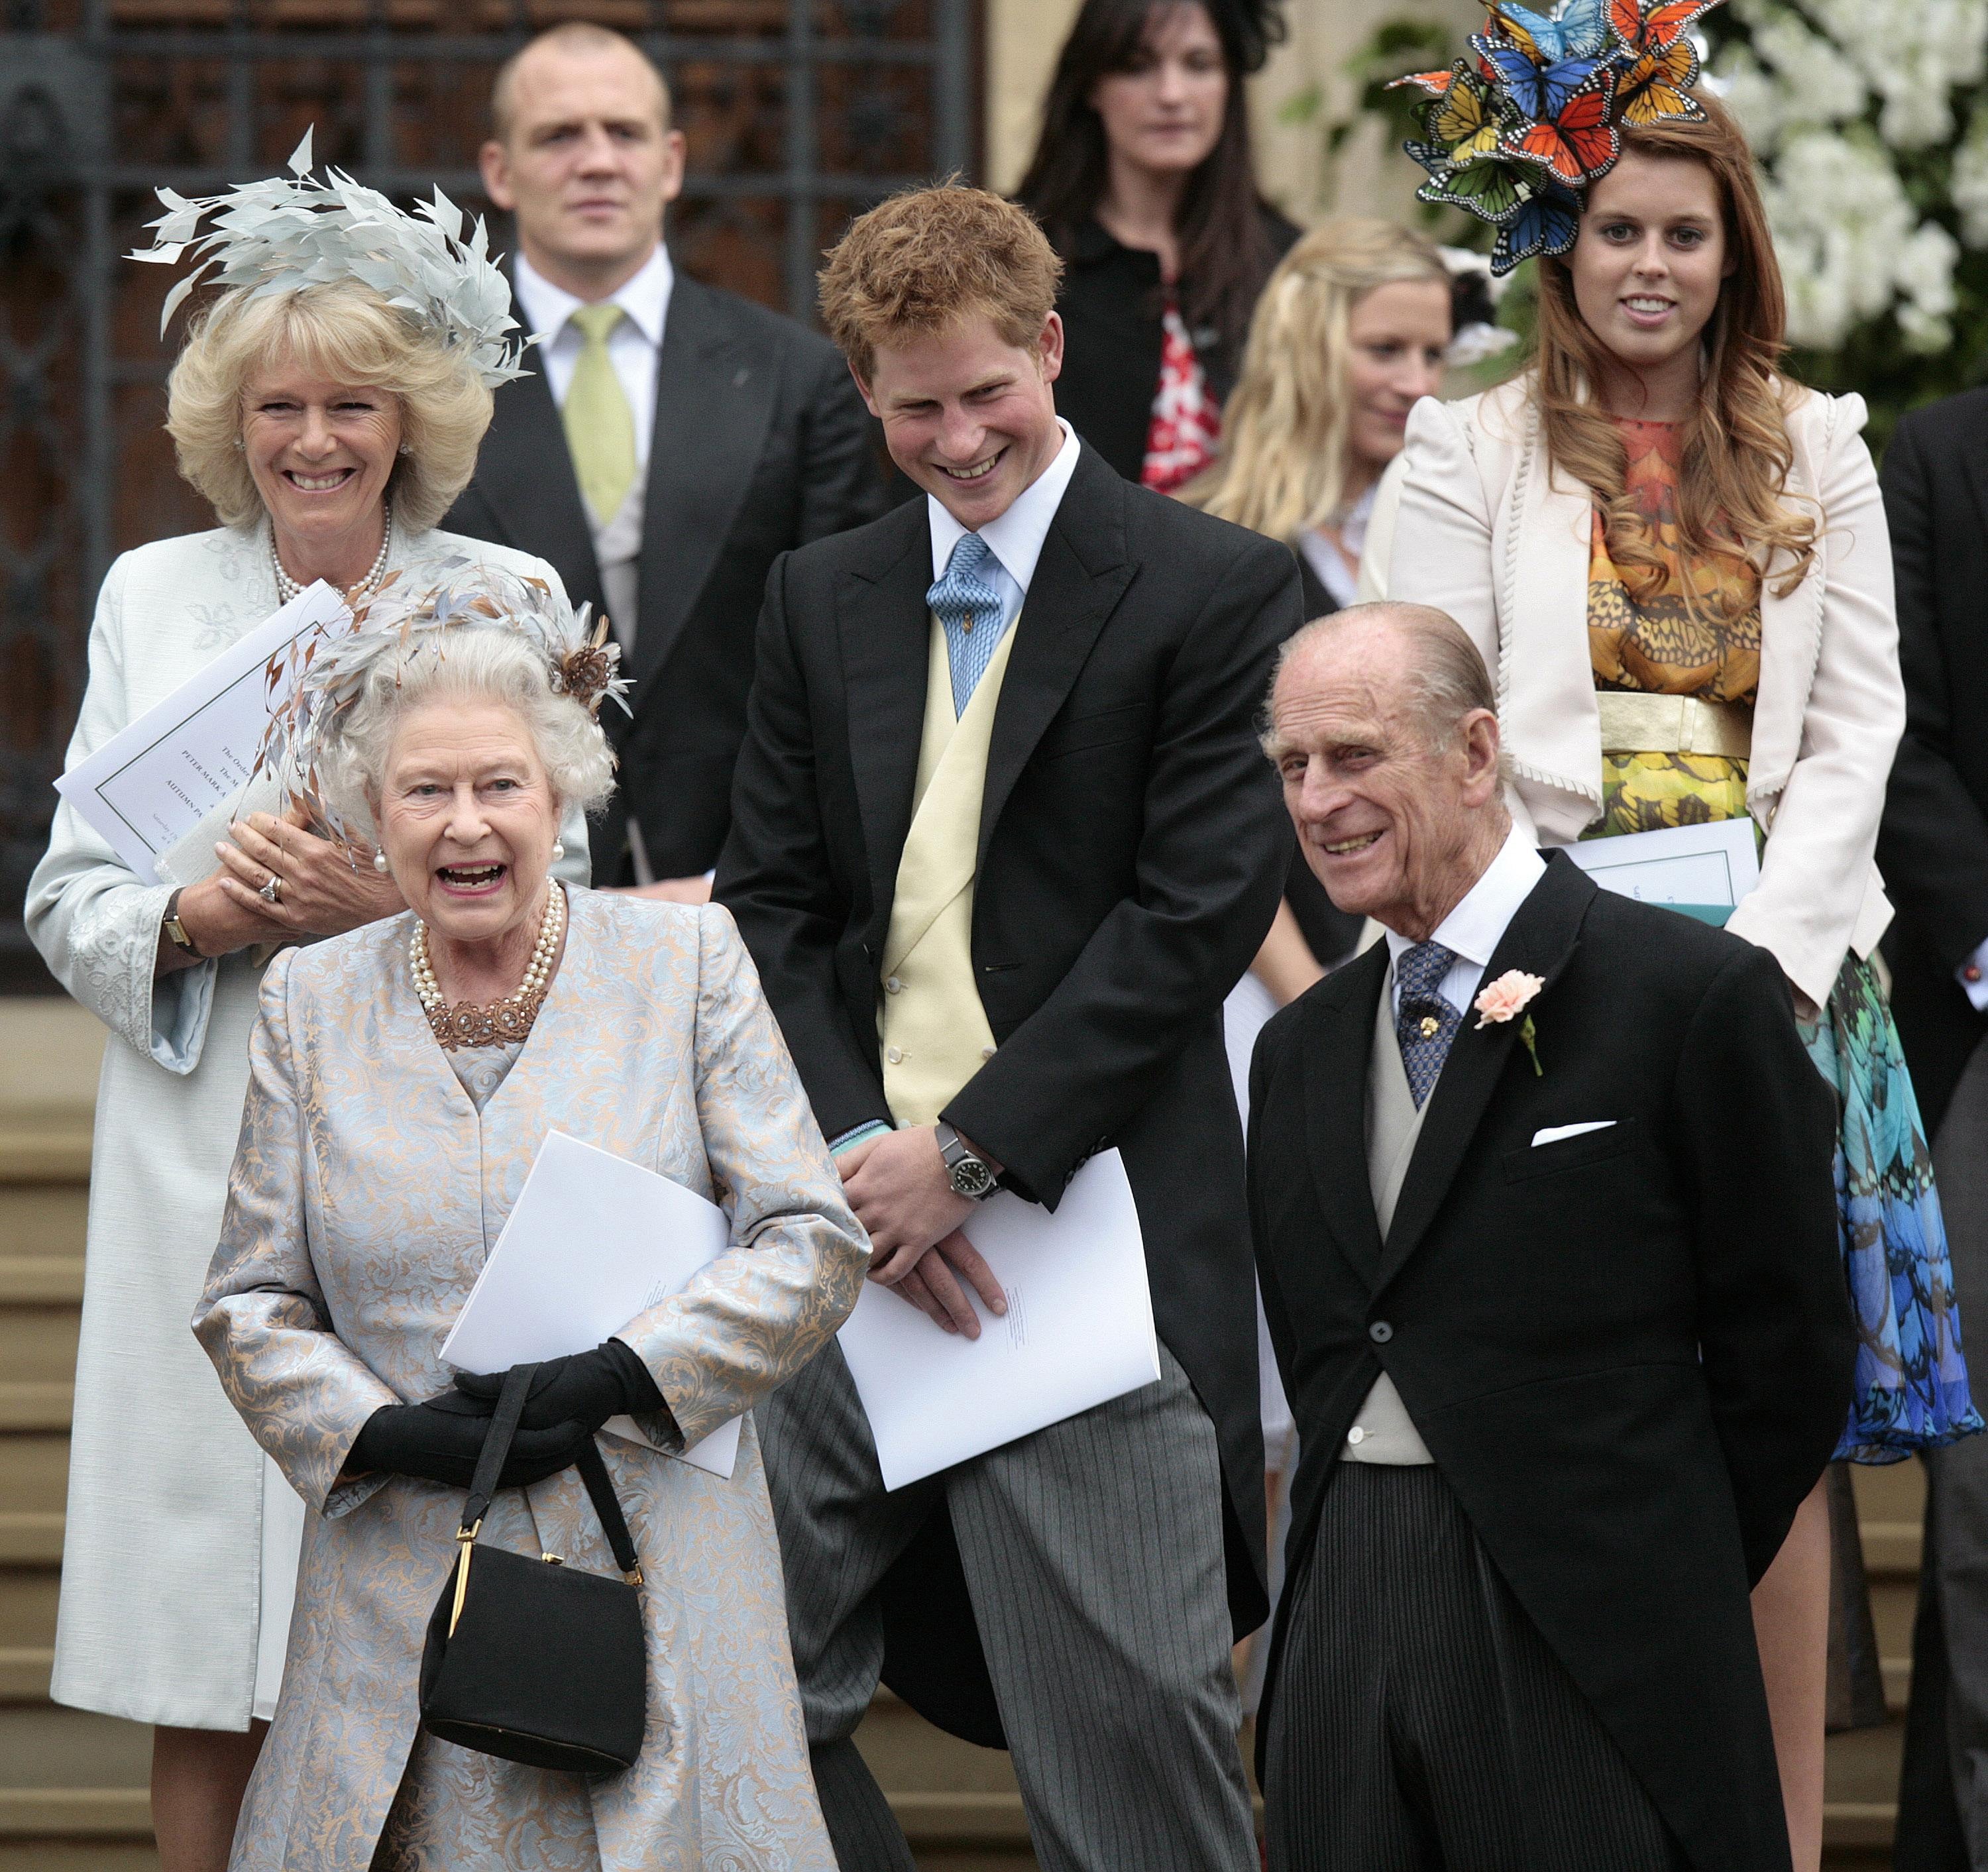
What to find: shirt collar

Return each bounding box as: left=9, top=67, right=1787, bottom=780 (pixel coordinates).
left=1383, top=823, right=1545, bottom=974
left=514, top=244, right=674, bottom=349
left=928, top=419, right=1081, bottom=593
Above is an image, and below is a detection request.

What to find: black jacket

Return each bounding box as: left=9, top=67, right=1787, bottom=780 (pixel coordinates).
left=1248, top=857, right=1853, bottom=1872
left=1051, top=207, right=1301, bottom=482
left=445, top=268, right=888, bottom=880
left=716, top=444, right=1301, bottom=1715
left=1877, top=387, right=1988, bottom=1140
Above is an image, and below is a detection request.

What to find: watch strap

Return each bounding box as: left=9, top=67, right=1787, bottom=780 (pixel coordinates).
left=162, top=888, right=202, bottom=959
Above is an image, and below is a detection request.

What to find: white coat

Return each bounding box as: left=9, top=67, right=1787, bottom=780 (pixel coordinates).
left=1374, top=375, right=1902, bottom=1009
left=25, top=521, right=586, bottom=1729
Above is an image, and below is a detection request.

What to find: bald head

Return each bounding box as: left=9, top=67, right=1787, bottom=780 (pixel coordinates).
left=1266, top=602, right=1510, bottom=943
left=480, top=25, right=685, bottom=301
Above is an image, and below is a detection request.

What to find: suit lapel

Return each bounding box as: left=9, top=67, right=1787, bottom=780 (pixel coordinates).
left=634, top=274, right=779, bottom=690
left=839, top=508, right=937, bottom=947
left=977, top=448, right=1135, bottom=863
left=1372, top=855, right=1596, bottom=1294
left=1301, top=946, right=1388, bottom=1286
left=475, top=362, right=604, bottom=618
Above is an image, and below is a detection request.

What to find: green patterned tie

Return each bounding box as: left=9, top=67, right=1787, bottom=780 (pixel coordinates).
left=563, top=303, right=637, bottom=525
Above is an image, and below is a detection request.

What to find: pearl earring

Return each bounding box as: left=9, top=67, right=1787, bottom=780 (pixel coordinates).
left=397, top=441, right=412, bottom=456
left=373, top=850, right=390, bottom=873
left=551, top=840, right=566, bottom=862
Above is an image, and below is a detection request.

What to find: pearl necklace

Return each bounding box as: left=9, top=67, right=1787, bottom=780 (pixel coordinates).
left=273, top=500, right=393, bottom=608
left=410, top=883, right=566, bottom=1051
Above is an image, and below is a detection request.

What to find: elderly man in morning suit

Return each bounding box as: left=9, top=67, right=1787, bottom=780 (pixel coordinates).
left=1246, top=603, right=1855, bottom=1872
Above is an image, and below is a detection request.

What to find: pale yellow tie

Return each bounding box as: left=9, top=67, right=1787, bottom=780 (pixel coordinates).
left=563, top=303, right=637, bottom=525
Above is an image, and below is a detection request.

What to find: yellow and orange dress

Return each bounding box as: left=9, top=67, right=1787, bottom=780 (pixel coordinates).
left=1582, top=416, right=1975, bottom=1474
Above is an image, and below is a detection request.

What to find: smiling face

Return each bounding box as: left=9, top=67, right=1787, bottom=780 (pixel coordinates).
left=1343, top=277, right=1453, bottom=479
left=1267, top=622, right=1506, bottom=941
left=480, top=36, right=685, bottom=294
left=1088, top=1, right=1229, bottom=182
left=241, top=363, right=400, bottom=559
left=376, top=700, right=560, bottom=955
left=1570, top=148, right=1730, bottom=386
left=858, top=312, right=1067, bottom=529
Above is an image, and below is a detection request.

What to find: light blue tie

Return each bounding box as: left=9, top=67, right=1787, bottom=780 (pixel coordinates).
left=926, top=532, right=1005, bottom=720
left=1396, top=941, right=1462, bottom=1109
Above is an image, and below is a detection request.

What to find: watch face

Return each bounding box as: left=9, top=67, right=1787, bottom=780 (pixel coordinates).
left=950, top=1158, right=998, bottom=1199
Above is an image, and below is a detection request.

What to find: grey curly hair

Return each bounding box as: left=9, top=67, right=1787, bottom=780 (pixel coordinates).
left=316, top=628, right=616, bottom=834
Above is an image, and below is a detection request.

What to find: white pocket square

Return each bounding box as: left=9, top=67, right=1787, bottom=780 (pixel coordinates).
left=1531, top=1121, right=1616, bottom=1147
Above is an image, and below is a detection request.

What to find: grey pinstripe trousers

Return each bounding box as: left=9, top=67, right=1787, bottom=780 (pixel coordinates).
left=1264, top=1462, right=1692, bottom=1872
left=756, top=1341, right=1258, bottom=1872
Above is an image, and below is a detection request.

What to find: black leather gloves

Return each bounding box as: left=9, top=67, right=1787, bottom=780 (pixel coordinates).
left=453, top=1339, right=666, bottom=1436
left=345, top=1388, right=587, bottom=1490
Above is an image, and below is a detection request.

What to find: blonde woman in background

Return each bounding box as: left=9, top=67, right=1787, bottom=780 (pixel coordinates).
left=1178, top=217, right=1454, bottom=1708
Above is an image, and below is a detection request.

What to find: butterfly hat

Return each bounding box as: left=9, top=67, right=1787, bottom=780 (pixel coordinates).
left=1391, top=0, right=1724, bottom=275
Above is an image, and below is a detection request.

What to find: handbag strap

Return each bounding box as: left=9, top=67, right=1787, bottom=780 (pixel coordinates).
left=574, top=1436, right=643, bottom=1583
left=460, top=1360, right=537, bottom=1535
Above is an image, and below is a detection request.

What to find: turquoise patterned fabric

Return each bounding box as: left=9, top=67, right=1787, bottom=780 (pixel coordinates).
left=1800, top=958, right=1982, bottom=1462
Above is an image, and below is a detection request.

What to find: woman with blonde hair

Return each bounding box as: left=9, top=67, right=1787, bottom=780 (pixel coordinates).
left=1381, top=17, right=1978, bottom=1862
left=1186, top=215, right=1457, bottom=620
left=26, top=140, right=586, bottom=1870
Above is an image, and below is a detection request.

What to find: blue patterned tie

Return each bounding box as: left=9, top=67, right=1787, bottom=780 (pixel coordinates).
left=926, top=532, right=1005, bottom=720
left=1396, top=941, right=1462, bottom=1109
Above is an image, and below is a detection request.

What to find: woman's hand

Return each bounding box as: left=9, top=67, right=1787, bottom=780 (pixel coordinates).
left=343, top=1392, right=590, bottom=1488
left=211, top=806, right=405, bottom=940
left=453, top=1341, right=665, bottom=1433
left=157, top=874, right=289, bottom=975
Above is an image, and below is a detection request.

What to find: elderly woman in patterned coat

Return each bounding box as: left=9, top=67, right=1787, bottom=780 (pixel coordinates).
left=192, top=571, right=867, bottom=1871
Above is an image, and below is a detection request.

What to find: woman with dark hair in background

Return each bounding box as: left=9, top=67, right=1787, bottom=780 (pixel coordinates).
left=1016, top=0, right=1293, bottom=493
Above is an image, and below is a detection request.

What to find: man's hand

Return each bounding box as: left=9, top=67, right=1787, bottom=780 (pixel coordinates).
left=840, top=1126, right=1007, bottom=1337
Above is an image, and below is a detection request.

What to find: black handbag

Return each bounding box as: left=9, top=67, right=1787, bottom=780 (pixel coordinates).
left=417, top=1362, right=647, bottom=1775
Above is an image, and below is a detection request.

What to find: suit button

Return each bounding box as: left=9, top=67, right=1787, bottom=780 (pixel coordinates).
left=885, top=1046, right=903, bottom=1065
left=885, top=976, right=904, bottom=994
left=1368, top=1321, right=1394, bottom=1344
left=981, top=1044, right=996, bottom=1060
left=1347, top=1426, right=1367, bottom=1446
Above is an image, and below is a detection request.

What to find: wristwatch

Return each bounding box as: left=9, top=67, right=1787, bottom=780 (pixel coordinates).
left=162, top=889, right=203, bottom=960
left=934, top=1122, right=997, bottom=1201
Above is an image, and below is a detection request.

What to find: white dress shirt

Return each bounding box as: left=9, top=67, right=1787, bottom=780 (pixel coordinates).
left=926, top=418, right=1081, bottom=637
left=514, top=245, right=673, bottom=467
left=515, top=247, right=673, bottom=871
left=1384, top=824, right=1547, bottom=1022
left=1347, top=823, right=1544, bottom=1466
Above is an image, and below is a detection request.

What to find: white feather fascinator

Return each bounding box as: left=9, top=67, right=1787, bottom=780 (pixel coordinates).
left=130, top=126, right=531, bottom=387
left=259, top=559, right=631, bottom=839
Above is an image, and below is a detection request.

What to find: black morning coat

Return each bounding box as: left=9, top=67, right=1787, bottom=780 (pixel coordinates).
left=444, top=266, right=888, bottom=881
left=1247, top=856, right=1855, bottom=1872
left=715, top=442, right=1301, bottom=1741
left=1877, top=386, right=1988, bottom=1142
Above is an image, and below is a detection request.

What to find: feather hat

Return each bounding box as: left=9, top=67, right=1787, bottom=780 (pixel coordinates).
left=129, top=126, right=531, bottom=385
left=258, top=560, right=630, bottom=840
left=1390, top=0, right=1726, bottom=274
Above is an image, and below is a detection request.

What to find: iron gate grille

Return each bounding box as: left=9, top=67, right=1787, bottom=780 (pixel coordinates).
left=0, top=0, right=975, bottom=988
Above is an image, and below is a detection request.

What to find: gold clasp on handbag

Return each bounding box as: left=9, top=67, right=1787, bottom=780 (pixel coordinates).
left=449, top=1519, right=482, bottom=1638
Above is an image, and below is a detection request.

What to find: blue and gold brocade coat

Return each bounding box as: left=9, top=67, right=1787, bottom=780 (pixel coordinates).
left=193, top=890, right=867, bottom=1871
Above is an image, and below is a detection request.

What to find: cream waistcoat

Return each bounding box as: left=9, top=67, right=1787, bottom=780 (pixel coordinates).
left=1343, top=968, right=1435, bottom=1466
left=878, top=615, right=1019, bottom=1127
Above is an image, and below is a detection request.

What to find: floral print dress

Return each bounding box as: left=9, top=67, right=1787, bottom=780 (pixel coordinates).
left=1584, top=417, right=1977, bottom=1464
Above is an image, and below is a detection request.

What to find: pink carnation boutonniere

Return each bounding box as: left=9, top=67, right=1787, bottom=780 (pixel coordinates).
left=1474, top=969, right=1545, bottom=1076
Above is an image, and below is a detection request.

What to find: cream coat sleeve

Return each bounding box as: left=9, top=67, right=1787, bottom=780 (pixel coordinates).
left=615, top=905, right=870, bottom=1452
left=1388, top=396, right=1543, bottom=843
left=25, top=553, right=221, bottom=1071
left=193, top=948, right=398, bottom=1517
left=1356, top=452, right=1410, bottom=603
left=1724, top=396, right=1903, bottom=1007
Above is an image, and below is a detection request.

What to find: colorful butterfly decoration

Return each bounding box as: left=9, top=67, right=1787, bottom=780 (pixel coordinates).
left=1486, top=0, right=1612, bottom=61
left=1394, top=0, right=1726, bottom=273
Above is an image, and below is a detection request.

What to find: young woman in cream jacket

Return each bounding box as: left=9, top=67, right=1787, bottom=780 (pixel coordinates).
left=1376, top=93, right=1977, bottom=1871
